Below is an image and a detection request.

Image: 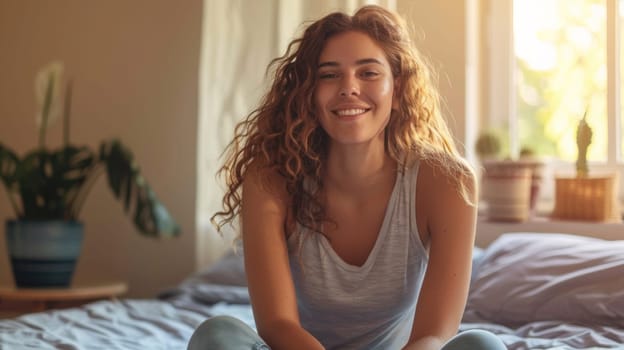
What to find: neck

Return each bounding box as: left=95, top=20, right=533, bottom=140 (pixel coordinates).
left=324, top=142, right=397, bottom=195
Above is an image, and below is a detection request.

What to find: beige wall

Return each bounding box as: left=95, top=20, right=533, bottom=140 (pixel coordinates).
left=0, top=0, right=202, bottom=297
left=397, top=0, right=474, bottom=155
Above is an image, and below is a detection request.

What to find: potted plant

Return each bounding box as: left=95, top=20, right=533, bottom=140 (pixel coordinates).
left=475, top=130, right=544, bottom=221
left=475, top=129, right=503, bottom=160
left=0, top=62, right=180, bottom=288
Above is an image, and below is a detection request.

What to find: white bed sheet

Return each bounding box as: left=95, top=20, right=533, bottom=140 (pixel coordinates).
left=2, top=295, right=623, bottom=349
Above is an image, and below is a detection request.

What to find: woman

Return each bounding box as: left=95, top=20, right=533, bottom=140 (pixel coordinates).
left=189, top=5, right=506, bottom=350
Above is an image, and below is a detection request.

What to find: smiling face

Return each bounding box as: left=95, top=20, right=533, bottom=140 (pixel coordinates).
left=314, top=30, right=397, bottom=148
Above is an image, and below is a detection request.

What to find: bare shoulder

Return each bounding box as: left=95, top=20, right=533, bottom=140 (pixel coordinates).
left=242, top=162, right=293, bottom=239
left=417, top=155, right=476, bottom=205
left=244, top=162, right=289, bottom=201
left=415, top=155, right=477, bottom=242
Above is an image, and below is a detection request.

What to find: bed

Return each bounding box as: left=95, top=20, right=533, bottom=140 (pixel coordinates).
left=1, top=232, right=623, bottom=349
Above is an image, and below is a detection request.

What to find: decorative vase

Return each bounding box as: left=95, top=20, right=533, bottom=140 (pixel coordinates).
left=5, top=220, right=83, bottom=288
left=480, top=160, right=534, bottom=222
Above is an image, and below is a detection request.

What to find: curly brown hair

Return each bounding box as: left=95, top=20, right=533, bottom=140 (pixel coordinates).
left=211, top=5, right=474, bottom=235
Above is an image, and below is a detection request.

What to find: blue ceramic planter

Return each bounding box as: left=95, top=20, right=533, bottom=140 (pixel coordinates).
left=5, top=220, right=83, bottom=288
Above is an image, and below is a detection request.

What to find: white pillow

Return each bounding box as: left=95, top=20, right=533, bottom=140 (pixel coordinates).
left=467, top=232, right=624, bottom=327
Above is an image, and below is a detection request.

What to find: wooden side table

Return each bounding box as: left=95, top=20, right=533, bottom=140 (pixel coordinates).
left=0, top=282, right=127, bottom=318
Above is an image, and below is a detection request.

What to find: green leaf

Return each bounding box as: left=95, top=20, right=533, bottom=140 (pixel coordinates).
left=100, top=139, right=180, bottom=237
left=13, top=146, right=95, bottom=220
left=0, top=143, right=19, bottom=187
left=0, top=143, right=21, bottom=216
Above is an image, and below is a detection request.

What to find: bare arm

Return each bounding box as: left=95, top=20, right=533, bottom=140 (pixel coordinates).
left=242, top=168, right=325, bottom=350
left=403, top=162, right=477, bottom=350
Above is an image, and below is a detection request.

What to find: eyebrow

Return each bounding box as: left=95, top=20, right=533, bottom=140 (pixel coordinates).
left=318, top=58, right=384, bottom=68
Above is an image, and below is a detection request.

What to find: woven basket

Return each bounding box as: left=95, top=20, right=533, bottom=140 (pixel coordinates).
left=552, top=173, right=620, bottom=222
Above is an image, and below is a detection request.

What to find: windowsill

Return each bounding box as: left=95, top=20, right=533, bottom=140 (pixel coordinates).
left=476, top=214, right=624, bottom=248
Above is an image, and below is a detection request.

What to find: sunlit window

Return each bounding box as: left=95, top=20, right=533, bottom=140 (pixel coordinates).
left=487, top=0, right=623, bottom=198
left=514, top=0, right=607, bottom=161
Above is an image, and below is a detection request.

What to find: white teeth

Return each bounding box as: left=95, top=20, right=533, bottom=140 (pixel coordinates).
left=335, top=108, right=366, bottom=116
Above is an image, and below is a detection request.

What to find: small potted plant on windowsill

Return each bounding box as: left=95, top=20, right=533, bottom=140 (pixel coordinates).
left=476, top=130, right=544, bottom=221
left=0, top=61, right=180, bottom=288
left=551, top=113, right=620, bottom=222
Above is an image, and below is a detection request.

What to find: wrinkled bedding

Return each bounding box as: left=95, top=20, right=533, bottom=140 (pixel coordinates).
left=1, top=232, right=623, bottom=350
left=0, top=298, right=254, bottom=350
left=462, top=311, right=624, bottom=349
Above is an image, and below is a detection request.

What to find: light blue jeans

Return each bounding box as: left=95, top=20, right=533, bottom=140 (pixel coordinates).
left=187, top=316, right=507, bottom=350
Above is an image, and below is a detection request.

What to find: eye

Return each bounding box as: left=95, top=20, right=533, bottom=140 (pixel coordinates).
left=318, top=71, right=338, bottom=80
left=361, top=70, right=380, bottom=79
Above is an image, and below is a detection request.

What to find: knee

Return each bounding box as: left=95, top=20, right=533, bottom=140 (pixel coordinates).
left=443, top=329, right=506, bottom=350
left=187, top=316, right=255, bottom=350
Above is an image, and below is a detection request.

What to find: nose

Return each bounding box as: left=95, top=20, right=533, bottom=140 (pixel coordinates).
left=339, top=75, right=359, bottom=97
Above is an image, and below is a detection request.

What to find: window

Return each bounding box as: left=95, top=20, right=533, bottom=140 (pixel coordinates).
left=487, top=0, right=624, bottom=198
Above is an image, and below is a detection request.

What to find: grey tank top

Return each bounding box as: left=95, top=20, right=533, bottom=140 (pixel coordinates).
left=287, top=161, right=428, bottom=350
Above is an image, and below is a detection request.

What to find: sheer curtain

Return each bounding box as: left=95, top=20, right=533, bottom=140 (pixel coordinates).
left=196, top=0, right=397, bottom=268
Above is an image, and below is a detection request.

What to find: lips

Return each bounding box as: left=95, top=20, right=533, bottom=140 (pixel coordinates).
left=333, top=108, right=370, bottom=116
